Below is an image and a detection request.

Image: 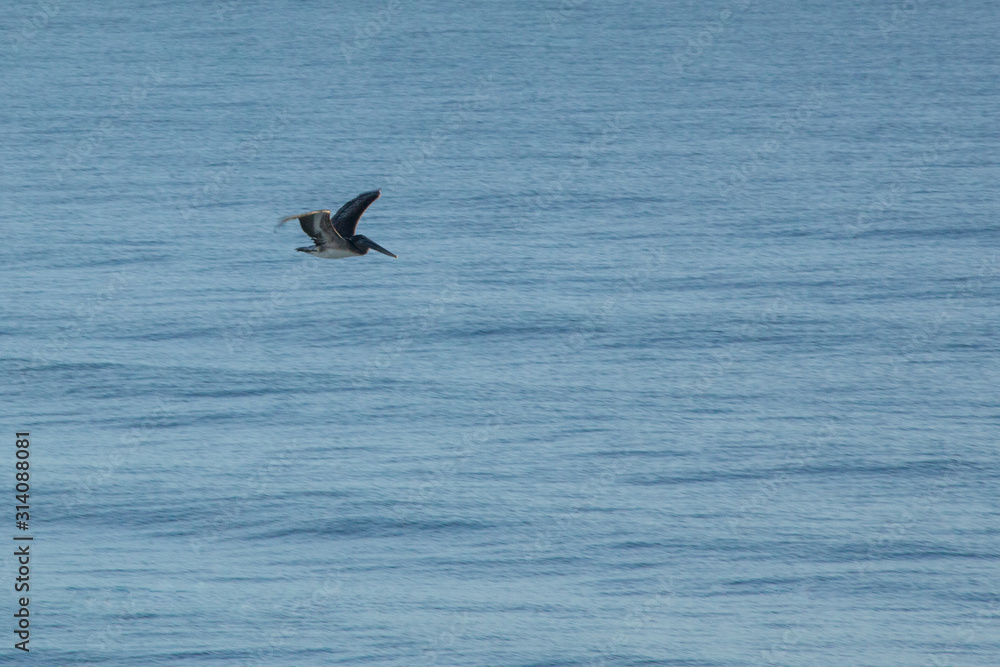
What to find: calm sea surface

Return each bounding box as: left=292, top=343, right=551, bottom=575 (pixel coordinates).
left=2, top=1, right=998, bottom=664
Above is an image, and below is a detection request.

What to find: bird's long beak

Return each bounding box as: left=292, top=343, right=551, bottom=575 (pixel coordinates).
left=359, top=238, right=397, bottom=258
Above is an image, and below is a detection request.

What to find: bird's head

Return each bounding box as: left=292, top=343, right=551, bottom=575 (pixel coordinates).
left=350, top=235, right=397, bottom=258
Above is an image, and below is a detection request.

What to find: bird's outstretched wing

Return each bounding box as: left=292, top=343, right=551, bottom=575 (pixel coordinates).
left=331, top=190, right=381, bottom=238
left=276, top=210, right=337, bottom=245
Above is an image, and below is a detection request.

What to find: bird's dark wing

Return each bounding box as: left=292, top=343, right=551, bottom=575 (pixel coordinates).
left=276, top=210, right=337, bottom=245
left=331, top=190, right=381, bottom=237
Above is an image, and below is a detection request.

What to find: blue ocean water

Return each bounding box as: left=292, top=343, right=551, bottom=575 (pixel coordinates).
left=2, top=0, right=998, bottom=664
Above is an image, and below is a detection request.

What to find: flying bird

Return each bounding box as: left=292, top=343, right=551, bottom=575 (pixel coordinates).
left=277, top=190, right=397, bottom=259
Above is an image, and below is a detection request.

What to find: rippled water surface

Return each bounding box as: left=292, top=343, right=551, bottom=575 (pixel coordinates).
left=2, top=1, right=998, bottom=664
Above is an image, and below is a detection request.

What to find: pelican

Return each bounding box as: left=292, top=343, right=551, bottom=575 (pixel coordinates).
left=277, top=189, right=397, bottom=259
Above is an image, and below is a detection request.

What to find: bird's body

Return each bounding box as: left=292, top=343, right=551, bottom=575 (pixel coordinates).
left=308, top=246, right=359, bottom=259
left=277, top=190, right=397, bottom=259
